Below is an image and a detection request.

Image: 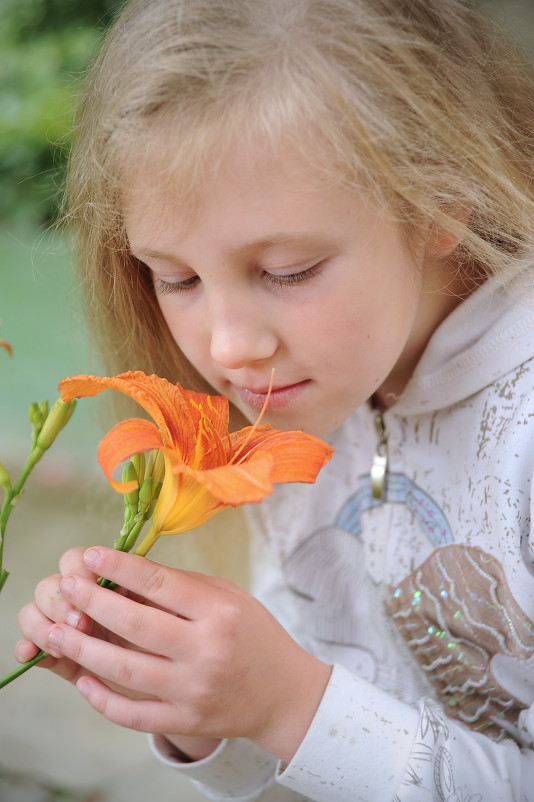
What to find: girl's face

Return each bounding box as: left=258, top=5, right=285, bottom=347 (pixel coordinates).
left=126, top=145, right=461, bottom=438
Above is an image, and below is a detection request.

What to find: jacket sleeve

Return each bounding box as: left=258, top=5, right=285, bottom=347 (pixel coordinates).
left=148, top=734, right=309, bottom=802
left=277, top=663, right=534, bottom=801
left=149, top=662, right=534, bottom=802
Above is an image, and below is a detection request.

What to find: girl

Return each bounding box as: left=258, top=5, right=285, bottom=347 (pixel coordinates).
left=15, top=0, right=534, bottom=799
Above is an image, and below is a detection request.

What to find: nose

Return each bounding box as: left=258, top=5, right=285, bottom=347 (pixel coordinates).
left=208, top=295, right=278, bottom=370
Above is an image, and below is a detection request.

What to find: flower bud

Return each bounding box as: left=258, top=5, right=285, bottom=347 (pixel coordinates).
left=135, top=476, right=155, bottom=520
left=35, top=398, right=76, bottom=451
left=28, top=402, right=44, bottom=428
left=131, top=453, right=146, bottom=485
left=29, top=401, right=48, bottom=447
left=146, top=449, right=165, bottom=484
left=0, top=460, right=11, bottom=491
left=145, top=480, right=163, bottom=520
left=122, top=460, right=140, bottom=528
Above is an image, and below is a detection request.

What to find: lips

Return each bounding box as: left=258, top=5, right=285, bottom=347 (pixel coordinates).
left=233, top=380, right=311, bottom=412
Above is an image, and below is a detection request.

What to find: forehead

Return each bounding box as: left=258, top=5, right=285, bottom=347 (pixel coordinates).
left=122, top=133, right=352, bottom=241
left=123, top=145, right=400, bottom=272
left=118, top=100, right=376, bottom=211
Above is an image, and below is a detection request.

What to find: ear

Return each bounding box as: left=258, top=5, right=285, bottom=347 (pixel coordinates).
left=424, top=207, right=471, bottom=260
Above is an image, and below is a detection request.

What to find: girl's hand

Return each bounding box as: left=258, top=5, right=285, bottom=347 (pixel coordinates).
left=16, top=546, right=110, bottom=685
left=17, top=546, right=331, bottom=763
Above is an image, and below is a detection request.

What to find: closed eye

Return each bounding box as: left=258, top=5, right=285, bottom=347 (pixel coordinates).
left=150, top=260, right=326, bottom=294
left=262, top=261, right=325, bottom=288
left=154, top=275, right=200, bottom=294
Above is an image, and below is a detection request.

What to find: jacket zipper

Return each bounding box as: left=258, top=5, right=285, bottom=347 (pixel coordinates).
left=371, top=410, right=388, bottom=501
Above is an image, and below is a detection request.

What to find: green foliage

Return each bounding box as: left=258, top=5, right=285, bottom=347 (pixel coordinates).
left=0, top=0, right=123, bottom=225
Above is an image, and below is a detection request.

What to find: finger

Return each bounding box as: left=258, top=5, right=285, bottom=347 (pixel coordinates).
left=14, top=637, right=62, bottom=673
left=33, top=574, right=92, bottom=634
left=14, top=637, right=45, bottom=664
left=19, top=595, right=90, bottom=662
left=46, top=621, right=171, bottom=696
left=13, top=636, right=91, bottom=685
left=76, top=675, right=189, bottom=735
left=58, top=572, right=185, bottom=656
left=82, top=547, right=235, bottom=618
left=18, top=600, right=63, bottom=658
left=14, top=637, right=60, bottom=671
left=59, top=546, right=99, bottom=580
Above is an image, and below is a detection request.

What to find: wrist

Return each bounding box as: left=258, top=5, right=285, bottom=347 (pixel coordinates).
left=162, top=734, right=222, bottom=762
left=254, top=656, right=332, bottom=764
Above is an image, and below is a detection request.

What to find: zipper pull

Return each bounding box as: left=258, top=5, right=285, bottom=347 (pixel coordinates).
left=371, top=411, right=388, bottom=501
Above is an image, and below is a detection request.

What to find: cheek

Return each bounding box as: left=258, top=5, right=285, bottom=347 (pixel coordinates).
left=308, top=270, right=420, bottom=372
left=308, top=290, right=372, bottom=350
left=156, top=297, right=216, bottom=383
left=158, top=297, right=201, bottom=353
left=156, top=295, right=174, bottom=328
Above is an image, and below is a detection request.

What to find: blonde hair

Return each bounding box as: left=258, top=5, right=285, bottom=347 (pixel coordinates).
left=64, top=0, right=534, bottom=391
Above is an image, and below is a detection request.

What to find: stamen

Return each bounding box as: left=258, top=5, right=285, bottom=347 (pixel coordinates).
left=190, top=397, right=227, bottom=466
left=231, top=369, right=274, bottom=464
left=207, top=396, right=233, bottom=457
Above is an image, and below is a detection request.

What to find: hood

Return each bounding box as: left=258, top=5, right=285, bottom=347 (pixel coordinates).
left=392, top=266, right=534, bottom=416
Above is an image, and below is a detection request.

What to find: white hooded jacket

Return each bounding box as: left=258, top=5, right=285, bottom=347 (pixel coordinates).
left=151, top=271, right=534, bottom=801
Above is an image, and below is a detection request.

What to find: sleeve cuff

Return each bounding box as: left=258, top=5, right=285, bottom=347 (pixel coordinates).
left=149, top=734, right=279, bottom=802
left=278, top=663, right=419, bottom=802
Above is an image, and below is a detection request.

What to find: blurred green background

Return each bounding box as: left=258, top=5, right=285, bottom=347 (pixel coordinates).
left=0, top=0, right=123, bottom=466
left=0, top=1, right=533, bottom=800
left=1, top=0, right=121, bottom=226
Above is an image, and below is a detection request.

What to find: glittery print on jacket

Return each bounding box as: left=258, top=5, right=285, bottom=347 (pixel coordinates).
left=284, top=472, right=534, bottom=745
left=387, top=544, right=534, bottom=741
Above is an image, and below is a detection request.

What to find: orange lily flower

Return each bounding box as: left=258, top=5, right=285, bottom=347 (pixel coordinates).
left=0, top=340, right=12, bottom=356
left=59, top=371, right=333, bottom=556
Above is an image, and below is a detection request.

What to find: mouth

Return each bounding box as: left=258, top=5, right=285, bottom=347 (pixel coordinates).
left=233, top=380, right=311, bottom=412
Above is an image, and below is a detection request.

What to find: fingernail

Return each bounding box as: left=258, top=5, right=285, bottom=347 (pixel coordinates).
left=48, top=625, right=63, bottom=648
left=77, top=676, right=92, bottom=698
left=83, top=548, right=101, bottom=570
left=60, top=575, right=76, bottom=596
left=66, top=609, right=82, bottom=629
left=14, top=641, right=28, bottom=663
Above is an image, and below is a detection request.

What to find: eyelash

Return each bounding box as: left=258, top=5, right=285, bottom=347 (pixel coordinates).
left=155, top=275, right=199, bottom=295
left=154, top=262, right=324, bottom=295
left=262, top=262, right=324, bottom=288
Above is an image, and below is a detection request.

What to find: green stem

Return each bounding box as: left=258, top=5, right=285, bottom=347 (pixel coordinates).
left=0, top=448, right=44, bottom=587
left=124, top=516, right=147, bottom=552
left=98, top=516, right=148, bottom=590
left=0, top=451, right=49, bottom=689
left=0, top=649, right=49, bottom=689
left=7, top=449, right=44, bottom=513
left=0, top=450, right=150, bottom=687
left=0, top=568, right=9, bottom=593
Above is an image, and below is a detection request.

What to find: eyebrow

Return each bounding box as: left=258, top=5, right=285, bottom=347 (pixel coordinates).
left=130, top=232, right=333, bottom=262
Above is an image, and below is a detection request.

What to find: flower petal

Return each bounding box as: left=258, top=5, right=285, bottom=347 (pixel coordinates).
left=0, top=339, right=13, bottom=356
left=59, top=371, right=204, bottom=457
left=230, top=427, right=333, bottom=483
left=134, top=475, right=224, bottom=555
left=137, top=457, right=226, bottom=547
left=161, top=479, right=224, bottom=534
left=145, top=452, right=181, bottom=534
left=97, top=417, right=164, bottom=492
left=175, top=450, right=276, bottom=505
